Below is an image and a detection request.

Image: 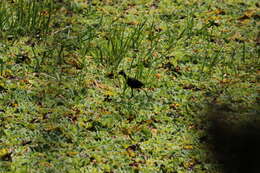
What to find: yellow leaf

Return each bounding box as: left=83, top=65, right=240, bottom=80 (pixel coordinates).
left=126, top=149, right=136, bottom=157
left=170, top=103, right=180, bottom=109
left=152, top=52, right=159, bottom=57
left=67, top=151, right=79, bottom=156
left=183, top=145, right=193, bottom=150
left=40, top=162, right=53, bottom=167
left=126, top=21, right=139, bottom=25
left=0, top=148, right=10, bottom=158
left=214, top=8, right=225, bottom=15
left=183, top=160, right=195, bottom=168
left=230, top=32, right=242, bottom=41
left=155, top=73, right=161, bottom=79
left=210, top=15, right=222, bottom=21
left=1, top=69, right=13, bottom=78
left=244, top=10, right=255, bottom=17
left=238, top=10, right=256, bottom=21
left=11, top=103, right=18, bottom=107
left=239, top=19, right=251, bottom=25
left=104, top=90, right=115, bottom=96
left=151, top=128, right=158, bottom=136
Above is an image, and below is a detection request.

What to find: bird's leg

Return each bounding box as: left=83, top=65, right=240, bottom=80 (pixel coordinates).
left=131, top=88, right=134, bottom=98
left=143, top=89, right=149, bottom=98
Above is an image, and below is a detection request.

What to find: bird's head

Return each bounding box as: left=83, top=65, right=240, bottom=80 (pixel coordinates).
left=119, top=70, right=127, bottom=78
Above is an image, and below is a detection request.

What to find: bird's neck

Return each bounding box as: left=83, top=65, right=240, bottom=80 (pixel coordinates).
left=122, top=73, right=127, bottom=79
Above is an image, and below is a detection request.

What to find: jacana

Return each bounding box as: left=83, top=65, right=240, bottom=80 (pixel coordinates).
left=119, top=70, right=145, bottom=97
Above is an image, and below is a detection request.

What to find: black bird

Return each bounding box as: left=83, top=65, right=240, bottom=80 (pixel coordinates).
left=119, top=70, right=145, bottom=97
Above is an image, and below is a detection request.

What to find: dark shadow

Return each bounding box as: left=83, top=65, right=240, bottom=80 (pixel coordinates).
left=203, top=98, right=260, bottom=173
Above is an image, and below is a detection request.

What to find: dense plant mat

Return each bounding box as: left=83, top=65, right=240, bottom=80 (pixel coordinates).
left=0, top=0, right=259, bottom=172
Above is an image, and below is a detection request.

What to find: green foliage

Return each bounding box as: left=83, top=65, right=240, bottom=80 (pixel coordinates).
left=0, top=0, right=259, bottom=172
left=0, top=0, right=53, bottom=38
